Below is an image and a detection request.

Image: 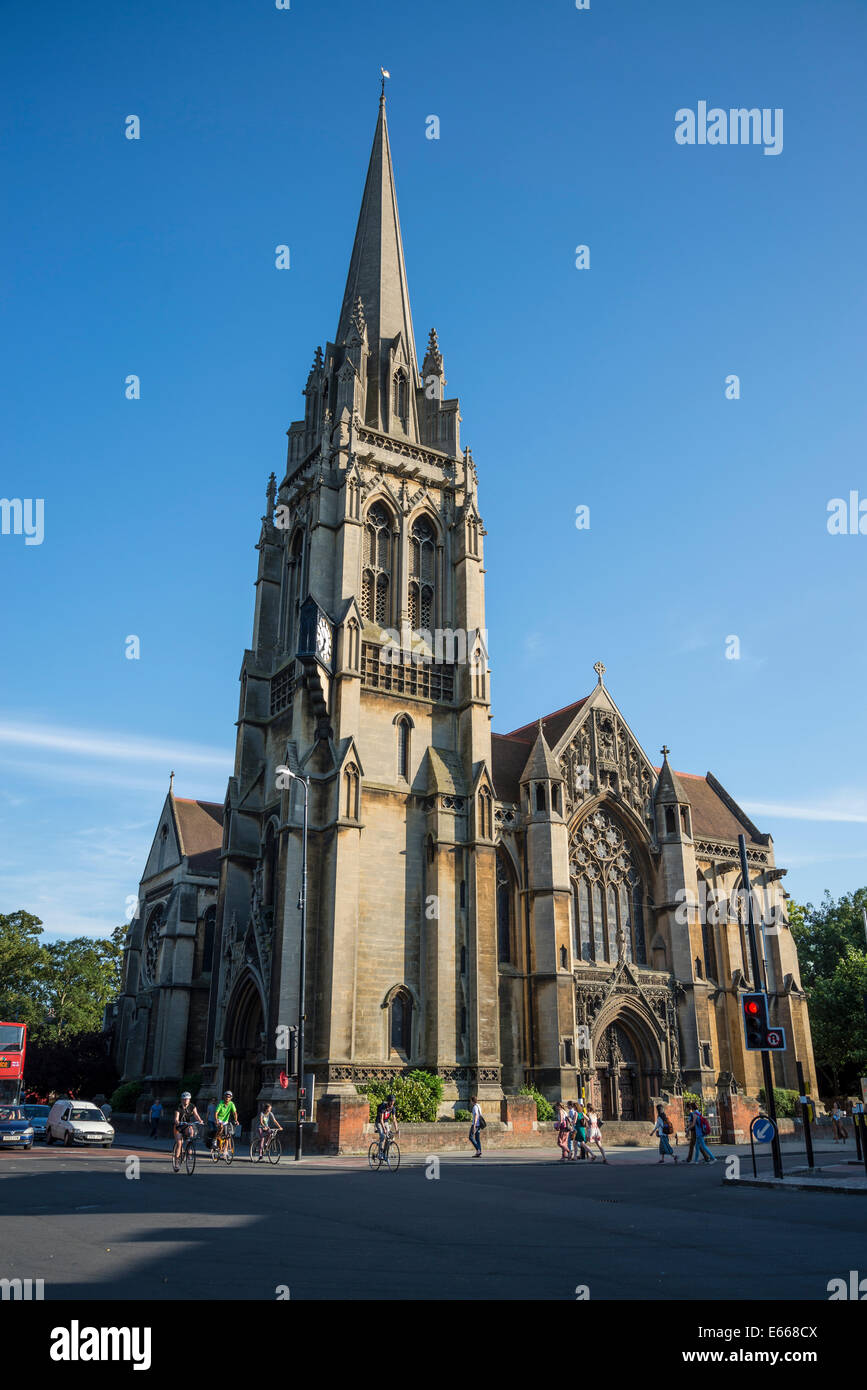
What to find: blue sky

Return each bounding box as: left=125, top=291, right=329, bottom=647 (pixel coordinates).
left=1, top=0, right=865, bottom=940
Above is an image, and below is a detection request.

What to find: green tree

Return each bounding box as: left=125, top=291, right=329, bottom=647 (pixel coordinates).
left=789, top=889, right=867, bottom=990
left=41, top=936, right=124, bottom=1039
left=0, top=910, right=49, bottom=1026
left=807, top=948, right=867, bottom=1096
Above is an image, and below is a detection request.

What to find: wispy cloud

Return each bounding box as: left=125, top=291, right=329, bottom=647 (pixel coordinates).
left=0, top=719, right=231, bottom=769
left=743, top=796, right=867, bottom=825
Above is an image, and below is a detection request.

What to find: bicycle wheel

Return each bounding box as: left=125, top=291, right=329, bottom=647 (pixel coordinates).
left=211, top=1141, right=220, bottom=1163
left=368, top=1141, right=381, bottom=1170
left=185, top=1142, right=196, bottom=1175
left=249, top=1137, right=263, bottom=1162
left=224, top=1136, right=234, bottom=1165
left=267, top=1137, right=282, bottom=1165
left=171, top=1147, right=181, bottom=1173
left=385, top=1141, right=400, bottom=1172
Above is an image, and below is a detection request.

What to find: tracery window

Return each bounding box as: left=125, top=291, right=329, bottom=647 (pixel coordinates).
left=361, top=503, right=392, bottom=625
left=408, top=516, right=436, bottom=633
left=142, top=905, right=164, bottom=986
left=569, top=809, right=647, bottom=965
left=393, top=371, right=408, bottom=428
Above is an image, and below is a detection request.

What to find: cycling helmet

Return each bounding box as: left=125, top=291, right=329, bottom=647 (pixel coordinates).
left=180, top=1091, right=191, bottom=1100
left=224, top=1091, right=233, bottom=1099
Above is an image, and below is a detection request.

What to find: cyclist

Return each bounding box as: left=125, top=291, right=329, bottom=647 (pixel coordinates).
left=215, top=1091, right=238, bottom=1151
left=173, top=1091, right=203, bottom=1164
left=256, top=1102, right=283, bottom=1157
left=375, top=1093, right=399, bottom=1157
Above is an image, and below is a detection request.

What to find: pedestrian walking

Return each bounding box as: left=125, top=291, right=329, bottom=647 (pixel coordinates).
left=566, top=1099, right=579, bottom=1161
left=555, top=1103, right=572, bottom=1161
left=685, top=1103, right=699, bottom=1162
left=650, top=1104, right=678, bottom=1163
left=100, top=1100, right=113, bottom=1122
left=573, top=1100, right=596, bottom=1162
left=468, top=1095, right=484, bottom=1156
left=691, top=1107, right=716, bottom=1164
left=148, top=1098, right=163, bottom=1138
left=586, top=1105, right=608, bottom=1162
left=205, top=1096, right=218, bottom=1150
left=831, top=1103, right=849, bottom=1143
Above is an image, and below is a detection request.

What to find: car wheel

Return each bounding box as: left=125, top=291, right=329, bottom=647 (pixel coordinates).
left=64, top=1131, right=73, bottom=1147
left=46, top=1131, right=53, bottom=1145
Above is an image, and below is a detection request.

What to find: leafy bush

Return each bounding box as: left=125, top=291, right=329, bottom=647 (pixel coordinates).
left=758, top=1087, right=800, bottom=1118
left=681, top=1090, right=702, bottom=1110
left=110, top=1079, right=142, bottom=1112
left=518, top=1085, right=554, bottom=1123
left=357, top=1070, right=443, bottom=1123
left=455, top=1109, right=472, bottom=1122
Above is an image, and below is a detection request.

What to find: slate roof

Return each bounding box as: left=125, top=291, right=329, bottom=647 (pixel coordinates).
left=173, top=797, right=224, bottom=876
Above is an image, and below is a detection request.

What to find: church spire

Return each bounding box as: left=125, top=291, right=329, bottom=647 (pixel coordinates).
left=334, top=89, right=418, bottom=389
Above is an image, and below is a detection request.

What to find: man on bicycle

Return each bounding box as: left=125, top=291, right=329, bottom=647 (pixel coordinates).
left=215, top=1091, right=238, bottom=1149
left=256, top=1102, right=283, bottom=1156
left=172, top=1091, right=203, bottom=1164
left=375, top=1094, right=399, bottom=1156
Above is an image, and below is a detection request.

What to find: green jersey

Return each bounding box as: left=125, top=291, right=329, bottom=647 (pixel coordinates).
left=216, top=1101, right=237, bottom=1124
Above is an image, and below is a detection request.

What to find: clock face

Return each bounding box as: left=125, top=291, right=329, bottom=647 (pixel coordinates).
left=315, top=614, right=332, bottom=664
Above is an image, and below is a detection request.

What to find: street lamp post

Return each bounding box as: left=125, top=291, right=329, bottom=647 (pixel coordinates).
left=285, top=771, right=309, bottom=1161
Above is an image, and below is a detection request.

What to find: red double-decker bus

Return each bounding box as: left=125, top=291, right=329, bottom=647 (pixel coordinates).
left=0, top=1022, right=27, bottom=1103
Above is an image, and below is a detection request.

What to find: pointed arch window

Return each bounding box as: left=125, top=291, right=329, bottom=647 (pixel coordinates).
left=202, top=906, right=216, bottom=974
left=393, top=371, right=408, bottom=429
left=286, top=529, right=305, bottom=650
left=569, top=808, right=648, bottom=966
left=496, top=848, right=515, bottom=963
left=396, top=717, right=410, bottom=780
left=262, top=822, right=278, bottom=908
left=344, top=762, right=360, bottom=819
left=361, top=503, right=393, bottom=625
left=408, top=516, right=436, bottom=635
left=389, top=988, right=412, bottom=1058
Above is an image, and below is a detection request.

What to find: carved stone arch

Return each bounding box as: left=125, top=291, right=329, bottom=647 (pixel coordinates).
left=588, top=997, right=667, bottom=1123
left=223, top=969, right=267, bottom=1124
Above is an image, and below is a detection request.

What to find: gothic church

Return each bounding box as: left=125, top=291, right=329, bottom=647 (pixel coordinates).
left=111, top=95, right=816, bottom=1124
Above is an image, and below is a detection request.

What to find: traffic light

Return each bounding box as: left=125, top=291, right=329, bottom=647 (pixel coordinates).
left=742, top=992, right=769, bottom=1050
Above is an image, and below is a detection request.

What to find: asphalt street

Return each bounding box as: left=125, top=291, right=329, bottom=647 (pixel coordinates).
left=1, top=1141, right=863, bottom=1301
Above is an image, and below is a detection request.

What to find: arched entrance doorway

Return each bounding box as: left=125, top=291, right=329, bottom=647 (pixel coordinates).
left=223, top=974, right=265, bottom=1127
left=592, top=1013, right=663, bottom=1122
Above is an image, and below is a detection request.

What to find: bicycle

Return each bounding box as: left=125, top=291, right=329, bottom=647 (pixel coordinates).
left=211, top=1122, right=235, bottom=1164
left=171, top=1121, right=201, bottom=1176
left=368, top=1127, right=400, bottom=1172
left=249, top=1128, right=283, bottom=1165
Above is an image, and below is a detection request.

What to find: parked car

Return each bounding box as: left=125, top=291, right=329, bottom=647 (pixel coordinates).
left=21, top=1104, right=51, bottom=1141
left=46, top=1100, right=115, bottom=1148
left=0, top=1105, right=35, bottom=1150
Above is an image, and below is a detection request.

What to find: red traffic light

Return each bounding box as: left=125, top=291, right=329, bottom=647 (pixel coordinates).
left=745, top=1000, right=759, bottom=1015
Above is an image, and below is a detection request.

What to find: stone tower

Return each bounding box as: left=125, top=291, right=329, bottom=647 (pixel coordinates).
left=201, top=92, right=501, bottom=1118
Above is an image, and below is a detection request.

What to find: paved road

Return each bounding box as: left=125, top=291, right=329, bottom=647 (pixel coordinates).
left=1, top=1142, right=862, bottom=1300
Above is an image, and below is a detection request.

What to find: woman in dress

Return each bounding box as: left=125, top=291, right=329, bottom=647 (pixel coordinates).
left=555, top=1103, right=572, bottom=1161
left=586, top=1105, right=608, bottom=1163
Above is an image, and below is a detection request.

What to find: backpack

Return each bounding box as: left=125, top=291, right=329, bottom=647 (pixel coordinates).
left=699, top=1115, right=710, bottom=1136
left=662, top=1118, right=673, bottom=1135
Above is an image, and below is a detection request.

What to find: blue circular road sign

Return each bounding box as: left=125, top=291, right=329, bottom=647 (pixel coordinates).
left=752, top=1116, right=775, bottom=1144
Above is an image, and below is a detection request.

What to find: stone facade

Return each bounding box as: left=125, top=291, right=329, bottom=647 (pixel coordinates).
left=109, top=95, right=817, bottom=1129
